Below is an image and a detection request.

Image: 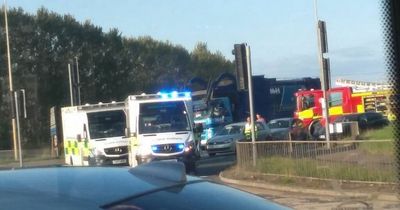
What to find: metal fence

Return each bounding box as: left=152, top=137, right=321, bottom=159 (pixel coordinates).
left=236, top=140, right=396, bottom=183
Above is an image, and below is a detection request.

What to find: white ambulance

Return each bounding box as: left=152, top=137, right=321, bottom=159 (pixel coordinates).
left=61, top=102, right=129, bottom=166
left=125, top=91, right=201, bottom=172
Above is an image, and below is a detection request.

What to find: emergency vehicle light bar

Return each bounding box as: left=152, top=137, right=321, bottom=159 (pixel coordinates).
left=129, top=91, right=191, bottom=100
left=78, top=101, right=125, bottom=110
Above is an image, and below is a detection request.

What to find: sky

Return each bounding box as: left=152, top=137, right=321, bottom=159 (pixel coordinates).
left=5, top=0, right=387, bottom=85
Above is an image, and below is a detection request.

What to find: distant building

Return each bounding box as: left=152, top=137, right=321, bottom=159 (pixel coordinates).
left=335, top=78, right=392, bottom=92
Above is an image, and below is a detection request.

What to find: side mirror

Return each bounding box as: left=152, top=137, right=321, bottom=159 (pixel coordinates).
left=125, top=128, right=129, bottom=138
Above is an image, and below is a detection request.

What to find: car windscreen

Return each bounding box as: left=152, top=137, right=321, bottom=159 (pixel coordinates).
left=104, top=181, right=287, bottom=210
left=268, top=120, right=290, bottom=129
left=216, top=125, right=243, bottom=135
left=87, top=110, right=126, bottom=139
left=334, top=114, right=359, bottom=122
left=139, top=101, right=190, bottom=134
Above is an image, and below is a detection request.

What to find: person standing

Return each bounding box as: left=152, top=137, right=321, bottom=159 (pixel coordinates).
left=244, top=116, right=258, bottom=141
left=256, top=113, right=266, bottom=123
left=244, top=117, right=252, bottom=141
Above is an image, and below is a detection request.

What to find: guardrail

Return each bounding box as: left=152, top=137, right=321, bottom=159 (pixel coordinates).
left=236, top=140, right=396, bottom=182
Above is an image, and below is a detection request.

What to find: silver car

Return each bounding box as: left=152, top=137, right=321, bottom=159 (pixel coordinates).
left=268, top=117, right=308, bottom=140
left=0, top=162, right=290, bottom=210
left=206, top=121, right=271, bottom=156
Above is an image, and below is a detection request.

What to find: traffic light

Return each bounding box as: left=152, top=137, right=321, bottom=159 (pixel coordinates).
left=317, top=20, right=330, bottom=91
left=232, top=43, right=248, bottom=90
left=318, top=21, right=328, bottom=53
left=322, top=58, right=331, bottom=90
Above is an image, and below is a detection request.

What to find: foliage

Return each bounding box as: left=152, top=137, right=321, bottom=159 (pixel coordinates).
left=0, top=7, right=234, bottom=149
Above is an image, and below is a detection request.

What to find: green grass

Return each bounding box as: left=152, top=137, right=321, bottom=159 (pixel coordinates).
left=361, top=124, right=394, bottom=140
left=0, top=148, right=63, bottom=164
left=355, top=124, right=395, bottom=155
left=255, top=156, right=396, bottom=182
left=354, top=124, right=395, bottom=155
left=358, top=141, right=394, bottom=155
left=0, top=156, right=61, bottom=164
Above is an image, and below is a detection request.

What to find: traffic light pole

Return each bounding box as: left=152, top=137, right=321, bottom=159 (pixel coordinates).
left=14, top=91, right=23, bottom=167
left=245, top=45, right=257, bottom=167
left=314, top=0, right=331, bottom=146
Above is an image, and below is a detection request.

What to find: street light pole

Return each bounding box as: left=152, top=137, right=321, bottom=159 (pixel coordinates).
left=3, top=0, right=18, bottom=160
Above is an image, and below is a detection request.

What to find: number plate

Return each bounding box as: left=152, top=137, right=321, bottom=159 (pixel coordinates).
left=112, top=159, right=127, bottom=164
left=160, top=159, right=177, bottom=162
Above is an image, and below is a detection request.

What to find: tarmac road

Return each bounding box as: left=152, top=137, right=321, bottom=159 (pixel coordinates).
left=194, top=151, right=400, bottom=210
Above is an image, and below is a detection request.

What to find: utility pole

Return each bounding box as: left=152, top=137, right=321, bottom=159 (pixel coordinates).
left=75, top=56, right=81, bottom=105
left=3, top=1, right=18, bottom=160
left=314, top=0, right=331, bottom=146
left=68, top=64, right=74, bottom=106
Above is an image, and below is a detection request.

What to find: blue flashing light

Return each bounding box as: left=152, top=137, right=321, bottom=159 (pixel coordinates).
left=151, top=146, right=158, bottom=151
left=156, top=91, right=192, bottom=99
left=160, top=93, right=168, bottom=99
left=178, top=144, right=184, bottom=150
left=184, top=92, right=191, bottom=98
left=171, top=91, right=178, bottom=98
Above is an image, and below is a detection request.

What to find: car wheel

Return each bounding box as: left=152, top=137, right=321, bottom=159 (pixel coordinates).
left=185, top=161, right=196, bottom=174
left=309, top=121, right=323, bottom=140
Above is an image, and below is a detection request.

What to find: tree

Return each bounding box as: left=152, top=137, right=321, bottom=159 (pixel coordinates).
left=0, top=8, right=234, bottom=149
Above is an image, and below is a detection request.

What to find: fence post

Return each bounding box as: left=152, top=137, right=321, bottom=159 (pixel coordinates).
left=350, top=122, right=360, bottom=140
left=288, top=133, right=293, bottom=158
left=236, top=142, right=240, bottom=168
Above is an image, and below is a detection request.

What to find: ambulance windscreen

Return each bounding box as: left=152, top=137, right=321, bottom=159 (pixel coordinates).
left=87, top=110, right=126, bottom=139
left=139, top=101, right=190, bottom=134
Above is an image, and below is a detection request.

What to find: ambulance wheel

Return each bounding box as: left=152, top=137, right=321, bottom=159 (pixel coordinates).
left=88, top=157, right=95, bottom=166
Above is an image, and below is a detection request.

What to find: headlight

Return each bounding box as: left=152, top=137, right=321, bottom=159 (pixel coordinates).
left=137, top=145, right=152, bottom=156
left=90, top=148, right=105, bottom=156
left=207, top=128, right=214, bottom=139
left=184, top=146, right=192, bottom=152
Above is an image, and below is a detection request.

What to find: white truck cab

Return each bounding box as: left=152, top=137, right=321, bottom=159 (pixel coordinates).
left=61, top=102, right=129, bottom=166
left=125, top=91, right=200, bottom=172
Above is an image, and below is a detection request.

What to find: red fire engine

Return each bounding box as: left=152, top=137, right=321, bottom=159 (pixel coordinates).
left=294, top=86, right=393, bottom=135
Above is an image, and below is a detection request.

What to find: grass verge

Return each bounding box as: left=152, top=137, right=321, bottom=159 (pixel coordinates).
left=254, top=156, right=396, bottom=183
left=358, top=124, right=395, bottom=155
left=360, top=124, right=394, bottom=140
